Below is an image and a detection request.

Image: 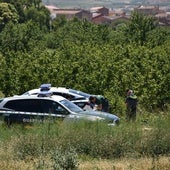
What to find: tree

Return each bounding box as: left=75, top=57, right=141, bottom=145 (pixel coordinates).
left=51, top=15, right=67, bottom=31
left=24, top=6, right=50, bottom=30
left=0, top=21, right=45, bottom=53
left=0, top=2, right=19, bottom=31
left=0, top=0, right=47, bottom=23
left=0, top=0, right=41, bottom=8
left=126, top=11, right=156, bottom=45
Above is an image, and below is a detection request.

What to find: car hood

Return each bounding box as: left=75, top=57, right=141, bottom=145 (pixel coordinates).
left=65, top=110, right=119, bottom=125
left=80, top=110, right=119, bottom=121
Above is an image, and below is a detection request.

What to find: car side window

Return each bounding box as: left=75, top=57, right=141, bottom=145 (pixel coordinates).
left=73, top=102, right=86, bottom=108
left=52, top=102, right=70, bottom=115
left=4, top=99, right=41, bottom=112
left=41, top=100, right=70, bottom=115
left=52, top=92, right=75, bottom=100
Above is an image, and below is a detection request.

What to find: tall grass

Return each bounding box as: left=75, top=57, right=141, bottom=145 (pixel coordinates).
left=0, top=112, right=170, bottom=169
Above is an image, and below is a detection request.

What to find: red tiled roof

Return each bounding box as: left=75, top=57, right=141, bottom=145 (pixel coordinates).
left=53, top=10, right=81, bottom=15
left=137, top=5, right=158, bottom=9
left=90, top=6, right=105, bottom=10
left=92, top=13, right=103, bottom=18
left=45, top=5, right=59, bottom=10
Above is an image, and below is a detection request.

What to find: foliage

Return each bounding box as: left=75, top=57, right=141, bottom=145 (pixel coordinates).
left=51, top=147, right=79, bottom=170
left=24, top=5, right=50, bottom=30
left=126, top=11, right=156, bottom=45
left=0, top=0, right=48, bottom=23
left=0, top=3, right=169, bottom=113
left=0, top=21, right=45, bottom=53
left=0, top=5, right=170, bottom=170
left=0, top=2, right=19, bottom=31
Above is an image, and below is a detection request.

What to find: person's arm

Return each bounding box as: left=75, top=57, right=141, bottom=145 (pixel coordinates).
left=125, top=97, right=129, bottom=107
left=96, top=104, right=102, bottom=111
left=96, top=98, right=102, bottom=111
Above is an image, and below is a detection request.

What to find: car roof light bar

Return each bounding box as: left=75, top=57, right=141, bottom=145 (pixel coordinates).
left=40, top=84, right=51, bottom=91
left=37, top=91, right=52, bottom=97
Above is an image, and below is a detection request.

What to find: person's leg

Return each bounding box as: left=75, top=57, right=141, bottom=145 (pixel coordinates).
left=126, top=107, right=131, bottom=121
left=131, top=108, right=137, bottom=121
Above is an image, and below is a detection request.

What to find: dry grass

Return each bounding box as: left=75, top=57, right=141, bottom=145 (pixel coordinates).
left=79, top=157, right=170, bottom=170
left=0, top=144, right=170, bottom=170
left=1, top=157, right=169, bottom=170
left=0, top=160, right=35, bottom=170
left=0, top=117, right=170, bottom=170
left=0, top=134, right=170, bottom=170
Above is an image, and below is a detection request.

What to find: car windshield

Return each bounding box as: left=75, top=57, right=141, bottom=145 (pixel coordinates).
left=60, top=99, right=83, bottom=113
left=22, top=92, right=29, bottom=95
left=69, top=89, right=91, bottom=98
left=22, top=91, right=39, bottom=95
left=0, top=99, right=4, bottom=103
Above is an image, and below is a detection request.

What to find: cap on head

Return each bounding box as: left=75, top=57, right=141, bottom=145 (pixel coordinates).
left=127, top=90, right=133, bottom=96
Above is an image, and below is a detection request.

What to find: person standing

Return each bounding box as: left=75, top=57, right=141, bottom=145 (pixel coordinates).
left=125, top=90, right=138, bottom=121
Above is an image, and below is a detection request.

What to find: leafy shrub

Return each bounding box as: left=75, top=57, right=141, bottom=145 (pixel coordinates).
left=12, top=135, right=43, bottom=160
left=0, top=91, right=4, bottom=98
left=51, top=147, right=79, bottom=170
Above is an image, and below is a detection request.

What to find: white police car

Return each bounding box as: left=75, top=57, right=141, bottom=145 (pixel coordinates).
left=0, top=93, right=119, bottom=125
left=22, top=84, right=90, bottom=100
left=22, top=84, right=92, bottom=109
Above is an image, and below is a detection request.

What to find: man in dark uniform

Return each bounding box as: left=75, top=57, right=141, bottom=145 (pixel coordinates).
left=125, top=90, right=138, bottom=121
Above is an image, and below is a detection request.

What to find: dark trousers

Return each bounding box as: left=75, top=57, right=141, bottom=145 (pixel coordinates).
left=126, top=107, right=136, bottom=121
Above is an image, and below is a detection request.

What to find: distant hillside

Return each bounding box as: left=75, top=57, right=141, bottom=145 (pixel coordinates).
left=42, top=0, right=170, bottom=9
left=42, top=0, right=122, bottom=9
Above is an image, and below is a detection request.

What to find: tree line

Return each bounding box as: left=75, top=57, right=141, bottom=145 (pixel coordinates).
left=0, top=0, right=170, bottom=114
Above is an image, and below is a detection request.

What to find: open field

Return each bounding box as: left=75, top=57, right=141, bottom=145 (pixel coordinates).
left=0, top=155, right=170, bottom=169
left=79, top=157, right=170, bottom=169
left=0, top=112, right=170, bottom=170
